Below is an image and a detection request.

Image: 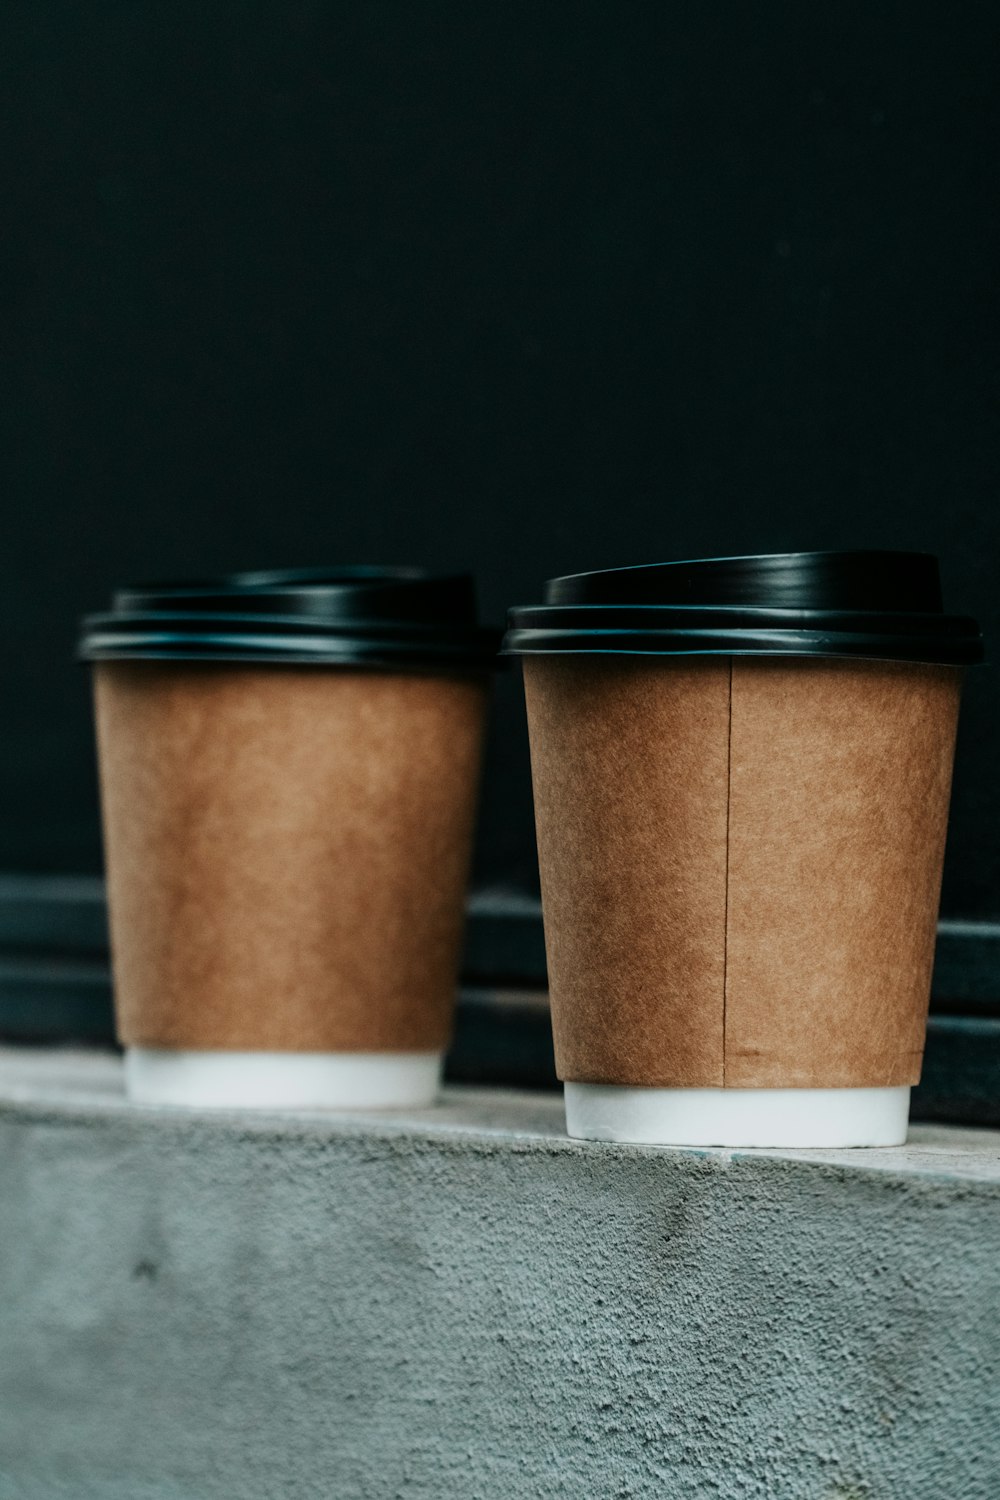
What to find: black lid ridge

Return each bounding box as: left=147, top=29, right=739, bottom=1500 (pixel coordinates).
left=503, top=551, right=983, bottom=667
left=80, top=567, right=501, bottom=671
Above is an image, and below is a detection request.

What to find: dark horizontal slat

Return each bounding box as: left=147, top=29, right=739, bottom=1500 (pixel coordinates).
left=0, top=874, right=549, bottom=982
left=3, top=876, right=1000, bottom=1007
left=447, top=987, right=555, bottom=1090
left=0, top=957, right=114, bottom=1044
left=463, top=888, right=546, bottom=985
left=929, top=921, right=1000, bottom=1012
left=912, top=1017, right=1000, bottom=1127
left=0, top=875, right=108, bottom=955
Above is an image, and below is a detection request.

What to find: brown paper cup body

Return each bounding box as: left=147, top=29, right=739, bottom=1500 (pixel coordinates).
left=523, top=655, right=962, bottom=1089
left=94, top=663, right=488, bottom=1052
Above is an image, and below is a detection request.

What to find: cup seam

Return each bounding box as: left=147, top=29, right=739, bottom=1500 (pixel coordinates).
left=722, top=657, right=733, bottom=1088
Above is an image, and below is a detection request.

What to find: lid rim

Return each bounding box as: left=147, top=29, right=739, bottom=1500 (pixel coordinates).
left=79, top=632, right=501, bottom=668
left=79, top=566, right=501, bottom=670
left=504, top=549, right=981, bottom=666
left=503, top=633, right=983, bottom=666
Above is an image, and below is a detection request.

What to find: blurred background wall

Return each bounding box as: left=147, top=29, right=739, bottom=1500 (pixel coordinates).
left=1, top=1, right=997, bottom=911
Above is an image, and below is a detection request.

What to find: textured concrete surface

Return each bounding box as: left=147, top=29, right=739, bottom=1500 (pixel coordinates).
left=1, top=1050, right=998, bottom=1499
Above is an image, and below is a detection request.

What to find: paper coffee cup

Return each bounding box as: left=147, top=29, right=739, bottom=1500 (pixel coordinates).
left=504, top=551, right=983, bottom=1147
left=81, top=568, right=499, bottom=1109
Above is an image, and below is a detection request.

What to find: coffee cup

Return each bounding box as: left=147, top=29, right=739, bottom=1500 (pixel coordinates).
left=81, top=568, right=498, bottom=1109
left=504, top=551, right=983, bottom=1147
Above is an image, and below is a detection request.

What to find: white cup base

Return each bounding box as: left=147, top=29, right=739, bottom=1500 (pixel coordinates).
left=125, top=1048, right=443, bottom=1111
left=563, top=1082, right=911, bottom=1148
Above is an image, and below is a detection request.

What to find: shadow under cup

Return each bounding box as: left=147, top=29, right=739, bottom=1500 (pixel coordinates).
left=80, top=569, right=499, bottom=1109
left=505, top=551, right=984, bottom=1148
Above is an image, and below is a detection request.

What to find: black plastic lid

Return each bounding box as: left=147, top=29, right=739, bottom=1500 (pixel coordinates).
left=80, top=567, right=501, bottom=672
left=503, top=551, right=983, bottom=666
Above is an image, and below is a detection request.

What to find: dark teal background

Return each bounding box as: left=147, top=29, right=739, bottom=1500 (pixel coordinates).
left=1, top=3, right=998, bottom=909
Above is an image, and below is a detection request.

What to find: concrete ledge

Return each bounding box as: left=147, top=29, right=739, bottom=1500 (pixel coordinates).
left=1, top=1049, right=998, bottom=1499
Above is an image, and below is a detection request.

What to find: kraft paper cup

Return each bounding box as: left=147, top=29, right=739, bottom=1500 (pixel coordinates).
left=80, top=568, right=499, bottom=1110
left=504, top=551, right=983, bottom=1148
